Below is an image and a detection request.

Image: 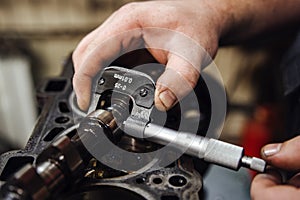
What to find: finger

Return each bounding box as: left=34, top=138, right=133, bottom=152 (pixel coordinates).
left=288, top=173, right=300, bottom=187
left=155, top=53, right=200, bottom=111
left=73, top=30, right=143, bottom=110
left=250, top=170, right=283, bottom=199
left=72, top=6, right=126, bottom=68
left=251, top=173, right=299, bottom=200
left=252, top=169, right=283, bottom=189
left=72, top=4, right=144, bottom=110
left=142, top=27, right=206, bottom=111
left=261, top=135, right=300, bottom=171
left=73, top=3, right=141, bottom=70
left=73, top=27, right=100, bottom=71
left=72, top=72, right=92, bottom=111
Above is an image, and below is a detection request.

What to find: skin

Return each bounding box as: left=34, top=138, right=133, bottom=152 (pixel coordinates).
left=251, top=136, right=300, bottom=200
left=73, top=0, right=300, bottom=111
left=73, top=0, right=222, bottom=111
left=73, top=0, right=300, bottom=199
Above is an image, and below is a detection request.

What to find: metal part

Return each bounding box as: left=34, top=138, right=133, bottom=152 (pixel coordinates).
left=126, top=123, right=266, bottom=172
left=89, top=66, right=156, bottom=139
left=89, top=67, right=266, bottom=173
left=0, top=59, right=205, bottom=200
left=241, top=156, right=266, bottom=172
left=0, top=109, right=118, bottom=200
left=0, top=59, right=266, bottom=199
left=91, top=66, right=266, bottom=172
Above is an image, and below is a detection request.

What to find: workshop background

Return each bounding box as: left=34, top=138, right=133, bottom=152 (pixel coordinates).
left=0, top=0, right=289, bottom=159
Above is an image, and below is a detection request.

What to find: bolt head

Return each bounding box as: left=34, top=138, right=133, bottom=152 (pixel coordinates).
left=139, top=88, right=148, bottom=97
left=99, top=78, right=105, bottom=85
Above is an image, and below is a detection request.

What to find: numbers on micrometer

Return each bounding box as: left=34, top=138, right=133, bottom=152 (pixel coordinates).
left=113, top=73, right=133, bottom=83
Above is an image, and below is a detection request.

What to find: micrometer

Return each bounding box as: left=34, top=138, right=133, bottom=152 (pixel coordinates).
left=89, top=66, right=266, bottom=172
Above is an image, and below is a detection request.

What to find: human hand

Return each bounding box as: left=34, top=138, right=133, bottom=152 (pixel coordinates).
left=250, top=136, right=300, bottom=200
left=72, top=0, right=225, bottom=111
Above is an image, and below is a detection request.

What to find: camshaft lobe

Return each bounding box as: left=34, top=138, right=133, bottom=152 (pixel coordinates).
left=0, top=110, right=117, bottom=200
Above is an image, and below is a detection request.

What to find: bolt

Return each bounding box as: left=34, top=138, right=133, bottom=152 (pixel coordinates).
left=139, top=88, right=148, bottom=97
left=59, top=155, right=64, bottom=161
left=99, top=77, right=105, bottom=85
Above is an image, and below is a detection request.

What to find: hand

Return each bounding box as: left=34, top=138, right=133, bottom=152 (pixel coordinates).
left=72, top=0, right=300, bottom=112
left=72, top=0, right=224, bottom=111
left=250, top=136, right=300, bottom=200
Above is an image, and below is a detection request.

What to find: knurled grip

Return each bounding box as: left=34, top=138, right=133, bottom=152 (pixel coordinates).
left=203, top=139, right=244, bottom=170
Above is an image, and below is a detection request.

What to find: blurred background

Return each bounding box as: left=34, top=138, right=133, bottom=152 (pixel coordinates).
left=0, top=0, right=291, bottom=159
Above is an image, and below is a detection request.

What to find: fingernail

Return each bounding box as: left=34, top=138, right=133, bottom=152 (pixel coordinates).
left=159, top=90, right=177, bottom=110
left=263, top=143, right=282, bottom=157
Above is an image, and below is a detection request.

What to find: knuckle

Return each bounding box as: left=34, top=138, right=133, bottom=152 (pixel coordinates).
left=86, top=41, right=98, bottom=54
left=72, top=51, right=80, bottom=68
left=177, top=67, right=200, bottom=88
left=72, top=73, right=80, bottom=89
left=73, top=73, right=86, bottom=87
left=72, top=52, right=77, bottom=65
left=117, top=2, right=140, bottom=15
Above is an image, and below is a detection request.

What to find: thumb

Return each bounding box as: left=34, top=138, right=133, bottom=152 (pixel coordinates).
left=154, top=54, right=200, bottom=111
left=261, top=135, right=300, bottom=171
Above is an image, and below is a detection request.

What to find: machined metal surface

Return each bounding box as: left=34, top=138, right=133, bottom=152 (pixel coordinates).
left=91, top=67, right=265, bottom=172
left=0, top=59, right=266, bottom=200
left=130, top=123, right=266, bottom=172
left=0, top=58, right=205, bottom=200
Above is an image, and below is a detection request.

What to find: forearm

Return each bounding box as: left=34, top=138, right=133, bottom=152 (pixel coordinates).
left=208, top=0, right=300, bottom=44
